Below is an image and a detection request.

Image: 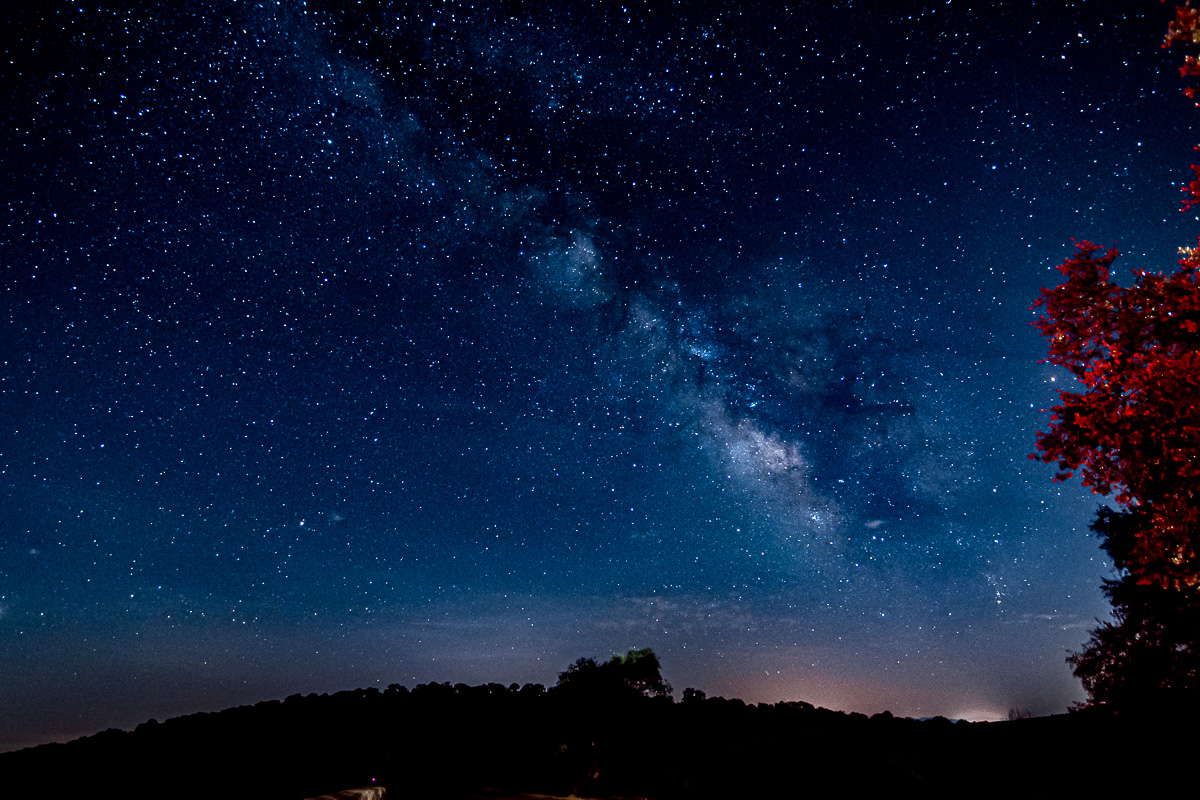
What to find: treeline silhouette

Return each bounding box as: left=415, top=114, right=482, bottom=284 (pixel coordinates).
left=1, top=673, right=1190, bottom=798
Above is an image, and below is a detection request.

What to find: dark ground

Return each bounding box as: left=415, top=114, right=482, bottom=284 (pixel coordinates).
left=1, top=682, right=1189, bottom=799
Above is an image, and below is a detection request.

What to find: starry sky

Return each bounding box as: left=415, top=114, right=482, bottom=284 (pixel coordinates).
left=4, top=0, right=1199, bottom=752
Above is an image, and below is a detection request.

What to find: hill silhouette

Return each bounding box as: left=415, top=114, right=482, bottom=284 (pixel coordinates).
left=1, top=675, right=1190, bottom=798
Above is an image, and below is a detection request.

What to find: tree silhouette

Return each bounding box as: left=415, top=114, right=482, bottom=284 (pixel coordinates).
left=1067, top=508, right=1200, bottom=712
left=555, top=648, right=672, bottom=699
left=607, top=647, right=673, bottom=698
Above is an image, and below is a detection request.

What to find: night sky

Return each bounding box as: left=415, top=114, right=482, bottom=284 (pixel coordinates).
left=4, top=0, right=1199, bottom=752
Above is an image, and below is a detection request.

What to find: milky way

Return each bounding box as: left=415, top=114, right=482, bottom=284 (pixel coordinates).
left=4, top=0, right=1199, bottom=751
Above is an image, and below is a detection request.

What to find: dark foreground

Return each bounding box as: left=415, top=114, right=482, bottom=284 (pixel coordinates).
left=1, top=683, right=1188, bottom=799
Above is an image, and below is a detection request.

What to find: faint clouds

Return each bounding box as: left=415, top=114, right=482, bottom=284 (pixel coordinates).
left=1010, top=611, right=1094, bottom=631
left=597, top=594, right=759, bottom=637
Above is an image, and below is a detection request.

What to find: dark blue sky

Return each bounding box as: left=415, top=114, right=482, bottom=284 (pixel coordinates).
left=3, top=0, right=1198, bottom=751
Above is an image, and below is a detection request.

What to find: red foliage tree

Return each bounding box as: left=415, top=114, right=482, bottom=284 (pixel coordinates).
left=1165, top=1, right=1200, bottom=208
left=1032, top=3, right=1200, bottom=593
left=1032, top=241, right=1200, bottom=589
left=1038, top=1, right=1200, bottom=713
